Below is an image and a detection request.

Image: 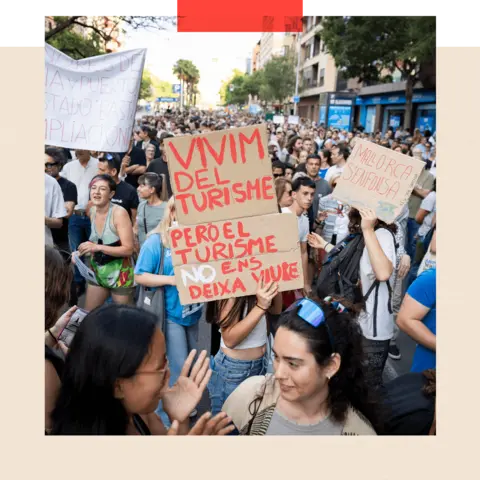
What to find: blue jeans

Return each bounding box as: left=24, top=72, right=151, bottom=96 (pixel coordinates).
left=406, top=218, right=420, bottom=260
left=155, top=319, right=199, bottom=427
left=68, top=214, right=91, bottom=284
left=207, top=350, right=268, bottom=417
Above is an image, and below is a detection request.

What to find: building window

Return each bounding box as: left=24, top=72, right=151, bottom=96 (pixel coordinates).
left=319, top=68, right=325, bottom=87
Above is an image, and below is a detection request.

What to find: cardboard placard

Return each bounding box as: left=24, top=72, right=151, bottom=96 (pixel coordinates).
left=288, top=115, right=299, bottom=125
left=165, top=124, right=278, bottom=225
left=169, top=213, right=304, bottom=305
left=273, top=115, right=285, bottom=124
left=45, top=44, right=146, bottom=152
left=333, top=139, right=426, bottom=224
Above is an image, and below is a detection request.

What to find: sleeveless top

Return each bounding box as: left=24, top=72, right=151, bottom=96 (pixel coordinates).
left=220, top=302, right=267, bottom=350
left=88, top=203, right=135, bottom=290
left=89, top=203, right=120, bottom=245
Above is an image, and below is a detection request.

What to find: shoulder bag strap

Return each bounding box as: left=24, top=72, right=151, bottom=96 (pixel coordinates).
left=142, top=202, right=148, bottom=236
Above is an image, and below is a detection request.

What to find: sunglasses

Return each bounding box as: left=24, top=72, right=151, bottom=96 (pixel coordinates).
left=45, top=162, right=59, bottom=168
left=273, top=173, right=284, bottom=178
left=285, top=298, right=347, bottom=348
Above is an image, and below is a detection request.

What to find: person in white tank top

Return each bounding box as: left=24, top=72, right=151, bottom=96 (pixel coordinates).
left=206, top=279, right=282, bottom=417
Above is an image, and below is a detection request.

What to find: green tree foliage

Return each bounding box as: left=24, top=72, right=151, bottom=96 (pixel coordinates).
left=318, top=16, right=436, bottom=128
left=139, top=69, right=154, bottom=100
left=261, top=56, right=296, bottom=103
left=46, top=17, right=105, bottom=59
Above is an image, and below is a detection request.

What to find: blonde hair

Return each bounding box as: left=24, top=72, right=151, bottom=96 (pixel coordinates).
left=149, top=196, right=176, bottom=247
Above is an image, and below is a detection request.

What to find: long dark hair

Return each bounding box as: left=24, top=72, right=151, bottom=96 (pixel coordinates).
left=45, top=246, right=72, bottom=330
left=272, top=299, right=381, bottom=431
left=206, top=296, right=257, bottom=330
left=50, top=304, right=157, bottom=435
left=348, top=208, right=397, bottom=236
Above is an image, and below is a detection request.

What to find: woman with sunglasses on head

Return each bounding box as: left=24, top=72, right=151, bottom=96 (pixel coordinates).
left=206, top=278, right=282, bottom=417
left=222, top=297, right=379, bottom=435
left=75, top=174, right=135, bottom=311
left=50, top=304, right=234, bottom=436
left=136, top=173, right=168, bottom=250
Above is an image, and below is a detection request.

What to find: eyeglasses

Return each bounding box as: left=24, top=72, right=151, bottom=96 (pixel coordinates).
left=45, top=162, right=59, bottom=168
left=136, top=359, right=169, bottom=378
left=285, top=298, right=335, bottom=347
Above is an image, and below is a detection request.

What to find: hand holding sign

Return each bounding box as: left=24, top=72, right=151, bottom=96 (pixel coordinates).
left=358, top=207, right=378, bottom=232
left=256, top=277, right=279, bottom=310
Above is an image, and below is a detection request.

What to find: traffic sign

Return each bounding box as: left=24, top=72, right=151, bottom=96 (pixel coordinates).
left=293, top=96, right=300, bottom=103
left=172, top=84, right=181, bottom=94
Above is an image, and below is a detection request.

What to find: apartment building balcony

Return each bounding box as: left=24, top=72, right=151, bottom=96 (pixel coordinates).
left=299, top=79, right=324, bottom=98
left=300, top=23, right=322, bottom=45
left=302, top=52, right=321, bottom=69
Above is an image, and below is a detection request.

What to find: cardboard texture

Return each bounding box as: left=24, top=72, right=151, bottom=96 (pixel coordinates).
left=165, top=124, right=278, bottom=225
left=169, top=213, right=303, bottom=304
left=170, top=214, right=303, bottom=304
left=45, top=44, right=146, bottom=152
left=333, top=139, right=426, bottom=223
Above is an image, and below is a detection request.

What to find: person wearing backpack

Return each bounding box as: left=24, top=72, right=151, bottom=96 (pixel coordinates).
left=307, top=207, right=397, bottom=390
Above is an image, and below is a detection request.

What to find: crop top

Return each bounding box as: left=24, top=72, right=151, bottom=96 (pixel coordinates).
left=220, top=302, right=268, bottom=350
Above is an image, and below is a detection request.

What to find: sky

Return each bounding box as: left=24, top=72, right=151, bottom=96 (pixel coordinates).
left=120, top=25, right=261, bottom=106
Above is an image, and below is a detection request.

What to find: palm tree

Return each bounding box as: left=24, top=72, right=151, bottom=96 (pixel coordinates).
left=173, top=59, right=200, bottom=109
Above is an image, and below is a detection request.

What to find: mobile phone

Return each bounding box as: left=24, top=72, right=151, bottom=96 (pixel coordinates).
left=57, top=308, right=89, bottom=348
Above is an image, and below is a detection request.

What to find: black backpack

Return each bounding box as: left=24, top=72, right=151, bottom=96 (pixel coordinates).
left=316, top=229, right=397, bottom=338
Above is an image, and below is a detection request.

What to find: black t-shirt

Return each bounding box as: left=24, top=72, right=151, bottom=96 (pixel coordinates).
left=111, top=181, right=139, bottom=220
left=382, top=372, right=435, bottom=435
left=121, top=146, right=147, bottom=189
left=52, top=176, right=77, bottom=247
left=146, top=157, right=173, bottom=198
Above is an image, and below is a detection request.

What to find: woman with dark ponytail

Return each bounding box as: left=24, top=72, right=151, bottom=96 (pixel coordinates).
left=222, top=297, right=381, bottom=435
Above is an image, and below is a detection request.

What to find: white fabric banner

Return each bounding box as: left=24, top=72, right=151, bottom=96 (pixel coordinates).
left=45, top=44, right=146, bottom=152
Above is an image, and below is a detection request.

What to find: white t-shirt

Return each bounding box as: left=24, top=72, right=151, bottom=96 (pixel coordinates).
left=60, top=157, right=99, bottom=210
left=358, top=229, right=396, bottom=341
left=325, top=164, right=345, bottom=183
left=418, top=192, right=436, bottom=239
left=45, top=174, right=67, bottom=247
left=282, top=207, right=309, bottom=243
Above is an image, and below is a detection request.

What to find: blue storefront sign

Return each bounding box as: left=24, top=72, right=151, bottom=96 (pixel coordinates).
left=356, top=90, right=436, bottom=106
left=389, top=115, right=401, bottom=128
left=156, top=97, right=179, bottom=103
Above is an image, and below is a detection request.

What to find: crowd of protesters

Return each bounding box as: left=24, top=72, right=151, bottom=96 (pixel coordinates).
left=44, top=109, right=436, bottom=435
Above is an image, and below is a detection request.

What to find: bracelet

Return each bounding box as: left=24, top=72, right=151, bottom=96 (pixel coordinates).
left=325, top=242, right=332, bottom=250
left=47, top=329, right=58, bottom=344
left=255, top=303, right=269, bottom=312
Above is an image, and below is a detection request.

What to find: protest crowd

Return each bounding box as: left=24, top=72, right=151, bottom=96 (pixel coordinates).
left=45, top=108, right=437, bottom=436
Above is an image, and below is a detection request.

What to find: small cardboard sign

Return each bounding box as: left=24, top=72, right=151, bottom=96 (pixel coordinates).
left=333, top=139, right=425, bottom=224
left=165, top=124, right=278, bottom=225
left=273, top=115, right=285, bottom=124
left=288, top=115, right=299, bottom=125
left=169, top=213, right=304, bottom=304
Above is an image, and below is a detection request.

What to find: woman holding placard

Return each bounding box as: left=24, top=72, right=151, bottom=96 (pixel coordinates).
left=206, top=281, right=282, bottom=417
left=134, top=197, right=203, bottom=425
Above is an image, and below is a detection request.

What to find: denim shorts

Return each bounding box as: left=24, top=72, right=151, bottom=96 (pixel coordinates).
left=207, top=350, right=268, bottom=417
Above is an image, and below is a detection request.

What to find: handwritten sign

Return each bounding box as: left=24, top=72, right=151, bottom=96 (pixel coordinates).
left=273, top=115, right=285, bottom=124
left=288, top=115, right=299, bottom=125
left=45, top=44, right=146, bottom=152
left=165, top=124, right=278, bottom=225
left=333, top=139, right=425, bottom=223
left=169, top=214, right=303, bottom=304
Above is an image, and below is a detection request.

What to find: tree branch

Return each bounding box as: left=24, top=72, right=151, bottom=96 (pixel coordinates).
left=72, top=19, right=112, bottom=43
left=45, top=16, right=81, bottom=40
